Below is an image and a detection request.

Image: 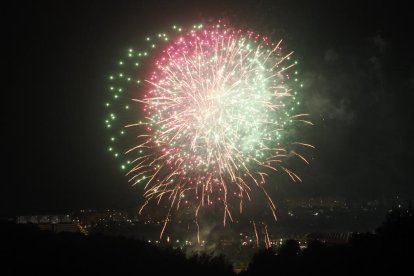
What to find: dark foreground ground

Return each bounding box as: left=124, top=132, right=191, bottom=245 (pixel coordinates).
left=3, top=204, right=414, bottom=275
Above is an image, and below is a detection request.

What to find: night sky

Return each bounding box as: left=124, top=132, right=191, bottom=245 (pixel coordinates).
left=4, top=0, right=413, bottom=215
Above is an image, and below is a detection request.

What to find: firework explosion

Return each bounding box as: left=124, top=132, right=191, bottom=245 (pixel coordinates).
left=105, top=22, right=312, bottom=239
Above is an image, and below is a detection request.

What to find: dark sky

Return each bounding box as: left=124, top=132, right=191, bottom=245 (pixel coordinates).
left=4, top=0, right=413, bottom=215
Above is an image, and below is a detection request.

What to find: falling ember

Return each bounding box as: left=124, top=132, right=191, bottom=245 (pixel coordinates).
left=105, top=21, right=312, bottom=237
left=252, top=221, right=259, bottom=247
left=264, top=224, right=271, bottom=249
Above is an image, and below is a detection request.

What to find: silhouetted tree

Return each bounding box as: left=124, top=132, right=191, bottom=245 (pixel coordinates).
left=5, top=221, right=233, bottom=275
left=278, top=239, right=300, bottom=257
left=244, top=204, right=414, bottom=275
left=244, top=248, right=276, bottom=275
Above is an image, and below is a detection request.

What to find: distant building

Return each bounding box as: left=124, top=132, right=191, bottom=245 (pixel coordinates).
left=286, top=197, right=347, bottom=209
left=38, top=223, right=81, bottom=233
left=17, top=214, right=73, bottom=224
left=307, top=232, right=352, bottom=245
left=0, top=216, right=15, bottom=222
left=16, top=214, right=81, bottom=234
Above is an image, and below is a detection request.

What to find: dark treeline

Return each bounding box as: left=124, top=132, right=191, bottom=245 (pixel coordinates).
left=243, top=204, right=414, bottom=275
left=4, top=222, right=233, bottom=275
left=4, top=204, right=413, bottom=275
